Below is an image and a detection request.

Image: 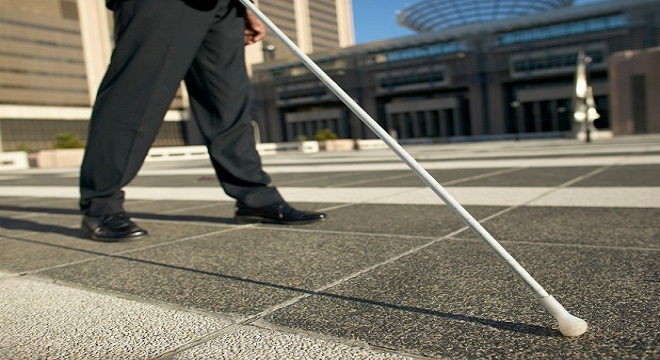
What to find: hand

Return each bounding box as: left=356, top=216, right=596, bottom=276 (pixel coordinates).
left=244, top=10, right=266, bottom=45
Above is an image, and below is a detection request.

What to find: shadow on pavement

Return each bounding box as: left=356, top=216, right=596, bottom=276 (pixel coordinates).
left=0, top=205, right=236, bottom=234
left=3, top=227, right=556, bottom=338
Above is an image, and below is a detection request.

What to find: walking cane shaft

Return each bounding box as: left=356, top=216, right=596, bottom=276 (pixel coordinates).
left=238, top=0, right=587, bottom=337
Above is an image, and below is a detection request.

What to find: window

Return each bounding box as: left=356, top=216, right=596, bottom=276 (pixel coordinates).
left=378, top=70, right=446, bottom=89
left=511, top=48, right=605, bottom=76
left=371, top=42, right=464, bottom=63
left=60, top=0, right=79, bottom=20
left=500, top=14, right=627, bottom=45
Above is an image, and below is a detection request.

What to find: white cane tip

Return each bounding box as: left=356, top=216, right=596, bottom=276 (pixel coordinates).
left=557, top=315, right=588, bottom=337
left=539, top=295, right=588, bottom=337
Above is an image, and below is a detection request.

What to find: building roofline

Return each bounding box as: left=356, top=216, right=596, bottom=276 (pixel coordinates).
left=255, top=0, right=659, bottom=71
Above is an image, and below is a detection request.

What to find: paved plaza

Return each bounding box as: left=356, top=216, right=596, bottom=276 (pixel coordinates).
left=0, top=135, right=658, bottom=359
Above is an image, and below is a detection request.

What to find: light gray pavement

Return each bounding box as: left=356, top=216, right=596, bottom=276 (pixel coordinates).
left=0, top=135, right=658, bottom=359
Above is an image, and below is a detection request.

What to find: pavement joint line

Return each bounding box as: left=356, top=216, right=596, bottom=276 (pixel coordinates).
left=235, top=224, right=479, bottom=329
left=246, top=320, right=435, bottom=360
left=277, top=171, right=365, bottom=186
left=134, top=216, right=241, bottom=229
left=328, top=172, right=416, bottom=187
left=105, top=226, right=259, bottom=257
left=259, top=144, right=660, bottom=164
left=154, top=320, right=433, bottom=360
left=5, top=184, right=659, bottom=207
left=497, top=239, right=660, bottom=252
left=153, top=323, right=248, bottom=360
left=17, top=226, right=253, bottom=277
left=0, top=199, right=474, bottom=245
left=465, top=163, right=622, bottom=228
left=556, top=165, right=612, bottom=188
left=346, top=186, right=424, bottom=204
left=124, top=199, right=159, bottom=207
left=24, top=245, right=433, bottom=360
left=557, top=146, right=642, bottom=187
left=10, top=249, right=432, bottom=360
left=0, top=273, right=247, bottom=360
left=253, top=224, right=441, bottom=241
left=316, top=201, right=361, bottom=212
left=68, top=154, right=659, bottom=176
left=444, top=236, right=660, bottom=252
left=440, top=167, right=527, bottom=186
left=158, top=201, right=231, bottom=215
left=15, top=194, right=657, bottom=254
left=518, top=148, right=647, bottom=208
left=262, top=166, right=658, bottom=318
left=3, top=272, right=241, bottom=323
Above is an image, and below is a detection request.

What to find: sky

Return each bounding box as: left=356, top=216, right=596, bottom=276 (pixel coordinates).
left=351, top=0, right=606, bottom=44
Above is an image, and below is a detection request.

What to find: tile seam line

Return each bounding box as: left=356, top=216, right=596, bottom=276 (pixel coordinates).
left=326, top=166, right=526, bottom=188
left=150, top=227, right=472, bottom=360
left=227, top=155, right=640, bottom=340
left=15, top=226, right=256, bottom=277
left=238, top=224, right=476, bottom=323
left=470, top=155, right=632, bottom=227
left=187, top=162, right=633, bottom=356
left=0, top=273, right=240, bottom=324
left=446, top=237, right=660, bottom=252
left=0, top=272, right=431, bottom=360
left=245, top=224, right=441, bottom=240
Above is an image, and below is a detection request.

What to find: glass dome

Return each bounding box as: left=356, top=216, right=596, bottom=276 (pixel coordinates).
left=396, top=0, right=575, bottom=32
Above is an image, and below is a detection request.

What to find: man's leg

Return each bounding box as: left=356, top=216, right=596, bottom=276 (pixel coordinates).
left=184, top=2, right=325, bottom=224
left=80, top=0, right=229, bottom=239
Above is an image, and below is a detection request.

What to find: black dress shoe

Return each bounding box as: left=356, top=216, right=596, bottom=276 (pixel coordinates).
left=82, top=213, right=148, bottom=241
left=235, top=202, right=326, bottom=225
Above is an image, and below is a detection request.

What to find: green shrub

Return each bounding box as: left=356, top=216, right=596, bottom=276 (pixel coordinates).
left=314, top=128, right=338, bottom=142
left=295, top=134, right=308, bottom=142
left=54, top=133, right=84, bottom=149
left=15, top=144, right=34, bottom=153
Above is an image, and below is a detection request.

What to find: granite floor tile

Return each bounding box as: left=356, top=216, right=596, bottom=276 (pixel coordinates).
left=483, top=206, right=660, bottom=248
left=569, top=165, right=660, bottom=187
left=263, top=240, right=659, bottom=359
left=37, top=228, right=431, bottom=316
left=454, top=167, right=600, bottom=187
left=309, top=203, right=502, bottom=238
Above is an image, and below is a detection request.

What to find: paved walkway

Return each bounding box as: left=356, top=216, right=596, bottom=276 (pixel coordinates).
left=0, top=136, right=658, bottom=359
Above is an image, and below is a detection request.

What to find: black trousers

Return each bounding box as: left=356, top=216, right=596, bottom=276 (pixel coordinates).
left=80, top=0, right=283, bottom=216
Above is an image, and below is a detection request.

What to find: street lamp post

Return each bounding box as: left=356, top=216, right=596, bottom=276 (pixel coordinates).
left=511, top=100, right=521, bottom=141
left=573, top=51, right=599, bottom=143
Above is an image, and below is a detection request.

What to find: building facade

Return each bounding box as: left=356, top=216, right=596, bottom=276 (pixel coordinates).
left=0, top=0, right=354, bottom=151
left=252, top=0, right=354, bottom=62
left=250, top=0, right=660, bottom=143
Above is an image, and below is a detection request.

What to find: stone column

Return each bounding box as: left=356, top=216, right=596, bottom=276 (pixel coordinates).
left=76, top=0, right=112, bottom=104
left=294, top=0, right=313, bottom=53
left=335, top=0, right=355, bottom=47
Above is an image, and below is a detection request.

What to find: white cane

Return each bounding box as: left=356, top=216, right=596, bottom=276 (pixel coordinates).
left=239, top=0, right=588, bottom=337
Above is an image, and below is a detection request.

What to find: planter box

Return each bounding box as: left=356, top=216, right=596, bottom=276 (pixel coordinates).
left=299, top=141, right=319, bottom=153
left=321, top=139, right=355, bottom=152
left=0, top=151, right=29, bottom=170
left=356, top=139, right=389, bottom=150
left=31, top=148, right=84, bottom=168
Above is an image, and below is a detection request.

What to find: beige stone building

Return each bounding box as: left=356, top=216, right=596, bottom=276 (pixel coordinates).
left=0, top=0, right=354, bottom=151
